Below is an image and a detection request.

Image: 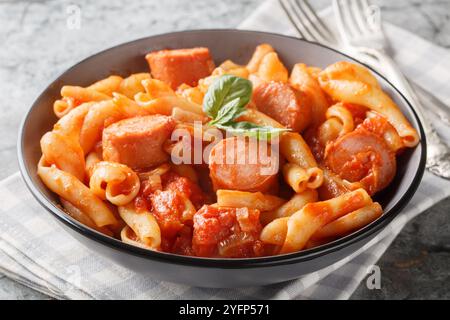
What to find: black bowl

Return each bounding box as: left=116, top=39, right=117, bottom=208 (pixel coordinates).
left=18, top=29, right=426, bottom=288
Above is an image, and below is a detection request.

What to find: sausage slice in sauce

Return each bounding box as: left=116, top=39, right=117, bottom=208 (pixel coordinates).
left=325, top=129, right=396, bottom=195
left=253, top=82, right=311, bottom=132
left=208, top=137, right=279, bottom=193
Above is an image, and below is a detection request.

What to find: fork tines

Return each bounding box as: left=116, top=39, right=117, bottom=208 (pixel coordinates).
left=279, top=0, right=336, bottom=45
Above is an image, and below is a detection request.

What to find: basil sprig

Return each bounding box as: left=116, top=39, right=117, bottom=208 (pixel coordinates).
left=203, top=75, right=289, bottom=140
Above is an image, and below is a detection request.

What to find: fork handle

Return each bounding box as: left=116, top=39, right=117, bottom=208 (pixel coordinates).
left=410, top=82, right=450, bottom=126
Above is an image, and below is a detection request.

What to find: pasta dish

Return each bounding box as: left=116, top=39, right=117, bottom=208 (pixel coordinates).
left=37, top=44, right=419, bottom=258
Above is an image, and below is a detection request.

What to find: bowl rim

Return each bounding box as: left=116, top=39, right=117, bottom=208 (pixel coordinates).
left=17, top=28, right=426, bottom=269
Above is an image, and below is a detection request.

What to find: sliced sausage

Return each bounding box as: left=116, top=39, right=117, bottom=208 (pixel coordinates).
left=145, top=47, right=215, bottom=89
left=253, top=82, right=312, bottom=132
left=324, top=129, right=396, bottom=195
left=208, top=137, right=279, bottom=193
left=103, top=115, right=175, bottom=169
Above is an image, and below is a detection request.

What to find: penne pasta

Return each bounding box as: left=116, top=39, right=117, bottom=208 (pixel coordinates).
left=79, top=100, right=124, bottom=154
left=306, top=66, right=322, bottom=80
left=61, top=85, right=110, bottom=102
left=38, top=159, right=118, bottom=227
left=261, top=189, right=318, bottom=225
left=319, top=62, right=419, bottom=147
left=171, top=107, right=207, bottom=123
left=317, top=103, right=354, bottom=146
left=311, top=202, right=383, bottom=240
left=118, top=73, right=152, bottom=98
left=141, top=78, right=175, bottom=99
left=176, top=84, right=205, bottom=105
left=135, top=95, right=204, bottom=116
left=320, top=61, right=381, bottom=88
left=260, top=217, right=288, bottom=245
left=119, top=204, right=161, bottom=250
left=112, top=92, right=149, bottom=117
left=42, top=103, right=93, bottom=181
left=257, top=52, right=289, bottom=83
left=60, top=198, right=113, bottom=236
left=280, top=132, right=318, bottom=168
left=85, top=150, right=102, bottom=180
left=121, top=226, right=151, bottom=249
left=213, top=60, right=250, bottom=79
left=289, top=63, right=329, bottom=126
left=90, top=161, right=140, bottom=206
left=317, top=117, right=343, bottom=146
left=53, top=102, right=93, bottom=142
left=237, top=108, right=285, bottom=129
left=282, top=163, right=323, bottom=193
left=325, top=103, right=354, bottom=135
left=282, top=163, right=308, bottom=193
left=280, top=188, right=372, bottom=253
left=53, top=97, right=76, bottom=118
left=216, top=189, right=286, bottom=212
left=246, top=43, right=275, bottom=73
left=88, top=75, right=123, bottom=96
left=40, top=131, right=85, bottom=181
left=261, top=189, right=372, bottom=251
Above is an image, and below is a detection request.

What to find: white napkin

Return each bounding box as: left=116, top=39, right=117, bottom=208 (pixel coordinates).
left=1, top=0, right=449, bottom=300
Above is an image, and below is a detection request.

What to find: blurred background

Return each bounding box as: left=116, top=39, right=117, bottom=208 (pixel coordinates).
left=0, top=0, right=449, bottom=299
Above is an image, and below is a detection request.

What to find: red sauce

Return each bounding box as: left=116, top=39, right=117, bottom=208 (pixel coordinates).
left=151, top=189, right=185, bottom=238
left=304, top=127, right=325, bottom=163
left=134, top=195, right=149, bottom=212
left=134, top=171, right=208, bottom=253
left=172, top=226, right=195, bottom=256
left=109, top=175, right=134, bottom=197
left=343, top=103, right=368, bottom=126
left=192, top=205, right=263, bottom=258
left=162, top=172, right=206, bottom=208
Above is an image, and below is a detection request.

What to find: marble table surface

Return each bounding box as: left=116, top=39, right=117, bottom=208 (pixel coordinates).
left=0, top=0, right=449, bottom=299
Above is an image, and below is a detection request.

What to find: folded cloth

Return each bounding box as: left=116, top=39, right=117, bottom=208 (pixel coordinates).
left=1, top=0, right=449, bottom=300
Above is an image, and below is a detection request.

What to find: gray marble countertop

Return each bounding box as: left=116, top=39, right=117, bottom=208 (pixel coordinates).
left=0, top=0, right=449, bottom=299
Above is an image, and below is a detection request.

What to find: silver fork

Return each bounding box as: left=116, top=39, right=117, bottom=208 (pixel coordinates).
left=278, top=0, right=450, bottom=179
left=333, top=0, right=450, bottom=178
left=279, top=0, right=450, bottom=125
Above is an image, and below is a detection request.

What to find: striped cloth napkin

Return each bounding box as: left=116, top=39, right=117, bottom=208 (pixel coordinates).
left=1, top=0, right=449, bottom=300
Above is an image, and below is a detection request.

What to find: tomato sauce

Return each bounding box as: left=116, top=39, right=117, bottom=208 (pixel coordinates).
left=134, top=171, right=209, bottom=254
left=343, top=103, right=368, bottom=126
left=192, top=205, right=264, bottom=258
left=162, top=172, right=206, bottom=208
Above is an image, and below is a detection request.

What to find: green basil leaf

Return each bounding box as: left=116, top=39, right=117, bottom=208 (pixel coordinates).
left=217, top=121, right=290, bottom=140
left=213, top=98, right=247, bottom=125
left=203, top=74, right=290, bottom=140
left=203, top=75, right=252, bottom=121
